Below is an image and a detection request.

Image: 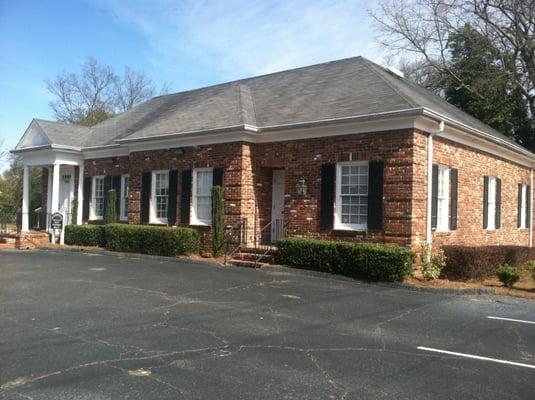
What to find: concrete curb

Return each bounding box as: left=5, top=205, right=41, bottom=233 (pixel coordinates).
left=35, top=246, right=492, bottom=296
left=36, top=245, right=224, bottom=268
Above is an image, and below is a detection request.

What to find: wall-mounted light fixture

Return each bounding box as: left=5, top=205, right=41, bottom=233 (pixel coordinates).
left=296, top=175, right=307, bottom=196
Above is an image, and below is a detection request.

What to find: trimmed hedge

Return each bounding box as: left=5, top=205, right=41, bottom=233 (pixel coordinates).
left=64, top=224, right=200, bottom=256
left=277, top=237, right=415, bottom=282
left=442, top=245, right=535, bottom=280
left=104, top=224, right=200, bottom=256
left=65, top=224, right=105, bottom=247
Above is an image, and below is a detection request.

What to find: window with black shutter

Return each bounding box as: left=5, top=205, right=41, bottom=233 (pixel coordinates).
left=140, top=172, right=151, bottom=224
left=319, top=164, right=335, bottom=230
left=367, top=161, right=384, bottom=230
left=180, top=170, right=192, bottom=225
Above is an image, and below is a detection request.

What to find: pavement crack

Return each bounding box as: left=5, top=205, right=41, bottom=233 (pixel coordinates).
left=306, top=352, right=348, bottom=399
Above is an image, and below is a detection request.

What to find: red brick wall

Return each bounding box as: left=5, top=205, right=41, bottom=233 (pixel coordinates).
left=251, top=129, right=420, bottom=246
left=82, top=128, right=533, bottom=252
left=426, top=134, right=531, bottom=248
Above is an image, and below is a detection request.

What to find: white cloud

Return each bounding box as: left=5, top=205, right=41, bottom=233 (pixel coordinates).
left=91, top=0, right=382, bottom=84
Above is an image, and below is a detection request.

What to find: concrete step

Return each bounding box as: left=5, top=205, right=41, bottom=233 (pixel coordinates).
left=228, top=259, right=269, bottom=268
left=233, top=252, right=274, bottom=262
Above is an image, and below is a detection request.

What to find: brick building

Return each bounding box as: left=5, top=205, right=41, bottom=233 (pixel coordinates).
left=13, top=57, right=535, bottom=253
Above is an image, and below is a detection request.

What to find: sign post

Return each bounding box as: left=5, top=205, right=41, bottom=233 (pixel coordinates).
left=50, top=212, right=64, bottom=244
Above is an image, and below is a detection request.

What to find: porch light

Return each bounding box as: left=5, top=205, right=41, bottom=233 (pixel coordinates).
left=296, top=176, right=307, bottom=196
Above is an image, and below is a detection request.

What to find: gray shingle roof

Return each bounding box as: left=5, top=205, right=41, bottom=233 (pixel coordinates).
left=22, top=56, right=528, bottom=152
left=34, top=119, right=90, bottom=148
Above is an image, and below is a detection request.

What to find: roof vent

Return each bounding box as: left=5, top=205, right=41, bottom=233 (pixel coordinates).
left=387, top=66, right=405, bottom=78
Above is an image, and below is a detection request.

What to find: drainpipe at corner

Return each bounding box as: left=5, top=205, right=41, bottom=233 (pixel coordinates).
left=426, top=120, right=445, bottom=249
left=530, top=168, right=533, bottom=248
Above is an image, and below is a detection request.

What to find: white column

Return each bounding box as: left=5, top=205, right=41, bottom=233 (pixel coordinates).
left=51, top=163, right=60, bottom=214
left=77, top=161, right=84, bottom=225
left=21, top=165, right=29, bottom=232
left=46, top=167, right=52, bottom=232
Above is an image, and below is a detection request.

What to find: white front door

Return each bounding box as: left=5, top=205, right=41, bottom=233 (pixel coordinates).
left=271, top=170, right=285, bottom=242
left=58, top=168, right=73, bottom=218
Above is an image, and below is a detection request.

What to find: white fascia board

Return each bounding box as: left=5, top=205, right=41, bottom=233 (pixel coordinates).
left=21, top=148, right=83, bottom=167
left=83, top=146, right=130, bottom=159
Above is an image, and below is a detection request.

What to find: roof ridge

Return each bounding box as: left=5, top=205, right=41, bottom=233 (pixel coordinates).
left=358, top=58, right=419, bottom=108
left=150, top=56, right=365, bottom=102
left=236, top=83, right=257, bottom=126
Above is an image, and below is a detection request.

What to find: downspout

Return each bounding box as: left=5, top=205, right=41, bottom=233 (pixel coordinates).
left=530, top=168, right=533, bottom=248
left=426, top=120, right=445, bottom=248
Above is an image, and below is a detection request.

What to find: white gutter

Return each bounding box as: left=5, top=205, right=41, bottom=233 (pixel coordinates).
left=426, top=120, right=445, bottom=248
left=422, top=108, right=534, bottom=160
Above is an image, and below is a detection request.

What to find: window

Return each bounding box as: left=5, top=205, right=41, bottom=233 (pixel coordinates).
left=487, top=176, right=497, bottom=230
left=151, top=171, right=169, bottom=223
left=436, top=166, right=450, bottom=231
left=192, top=168, right=213, bottom=225
left=91, top=176, right=105, bottom=220
left=335, top=162, right=368, bottom=230
left=120, top=175, right=129, bottom=221
left=519, top=184, right=527, bottom=229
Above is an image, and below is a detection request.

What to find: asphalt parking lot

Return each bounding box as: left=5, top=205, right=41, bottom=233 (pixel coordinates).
left=1, top=249, right=534, bottom=399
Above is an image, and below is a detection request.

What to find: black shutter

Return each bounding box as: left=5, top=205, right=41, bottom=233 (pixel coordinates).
left=368, top=161, right=384, bottom=230
left=140, top=172, right=151, bottom=224
left=213, top=168, right=224, bottom=187
left=319, top=164, right=335, bottom=230
left=103, top=176, right=112, bottom=217
left=518, top=184, right=523, bottom=228
left=168, top=170, right=178, bottom=224
left=112, top=175, right=121, bottom=219
left=431, top=164, right=439, bottom=230
left=527, top=186, right=531, bottom=228
left=450, top=168, right=458, bottom=230
left=483, top=176, right=489, bottom=229
left=82, top=177, right=92, bottom=222
left=180, top=170, right=192, bottom=225
left=495, top=178, right=501, bottom=229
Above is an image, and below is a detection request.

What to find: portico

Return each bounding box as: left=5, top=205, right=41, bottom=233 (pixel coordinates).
left=18, top=149, right=84, bottom=233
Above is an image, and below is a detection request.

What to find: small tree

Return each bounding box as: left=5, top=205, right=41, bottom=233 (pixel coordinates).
left=104, top=189, right=118, bottom=224
left=71, top=198, right=78, bottom=225
left=211, top=186, right=225, bottom=257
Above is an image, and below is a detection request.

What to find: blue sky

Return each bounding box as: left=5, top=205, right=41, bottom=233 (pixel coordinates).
left=0, top=0, right=382, bottom=166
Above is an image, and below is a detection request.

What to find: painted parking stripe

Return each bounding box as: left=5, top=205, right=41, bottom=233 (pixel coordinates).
left=487, top=316, right=535, bottom=325
left=417, top=346, right=535, bottom=369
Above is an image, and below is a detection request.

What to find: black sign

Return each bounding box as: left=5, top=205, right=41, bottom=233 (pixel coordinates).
left=51, top=212, right=63, bottom=230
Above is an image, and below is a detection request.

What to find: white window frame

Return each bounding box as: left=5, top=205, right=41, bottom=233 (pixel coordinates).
left=487, top=176, right=497, bottom=230
left=150, top=170, right=169, bottom=224
left=436, top=165, right=450, bottom=232
left=520, top=184, right=527, bottom=229
left=191, top=167, right=213, bottom=226
left=90, top=175, right=105, bottom=220
left=334, top=161, right=369, bottom=231
left=120, top=174, right=129, bottom=221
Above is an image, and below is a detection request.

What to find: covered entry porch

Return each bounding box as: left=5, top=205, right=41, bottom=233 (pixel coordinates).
left=19, top=149, right=84, bottom=234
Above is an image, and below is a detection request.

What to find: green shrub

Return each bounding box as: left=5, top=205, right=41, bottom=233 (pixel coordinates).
left=104, top=224, right=200, bottom=256
left=421, top=244, right=446, bottom=280
left=211, top=186, right=225, bottom=257
left=496, top=264, right=520, bottom=288
left=277, top=237, right=414, bottom=282
left=524, top=260, right=535, bottom=281
left=104, top=189, right=118, bottom=224
left=65, top=224, right=105, bottom=247
left=442, top=246, right=535, bottom=280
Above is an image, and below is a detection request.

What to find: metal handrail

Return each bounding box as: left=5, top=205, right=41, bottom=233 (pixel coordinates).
left=254, top=217, right=286, bottom=267
left=224, top=218, right=247, bottom=265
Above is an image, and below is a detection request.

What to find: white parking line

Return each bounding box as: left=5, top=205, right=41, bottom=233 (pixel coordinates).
left=487, top=316, right=535, bottom=325
left=417, top=346, right=535, bottom=369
